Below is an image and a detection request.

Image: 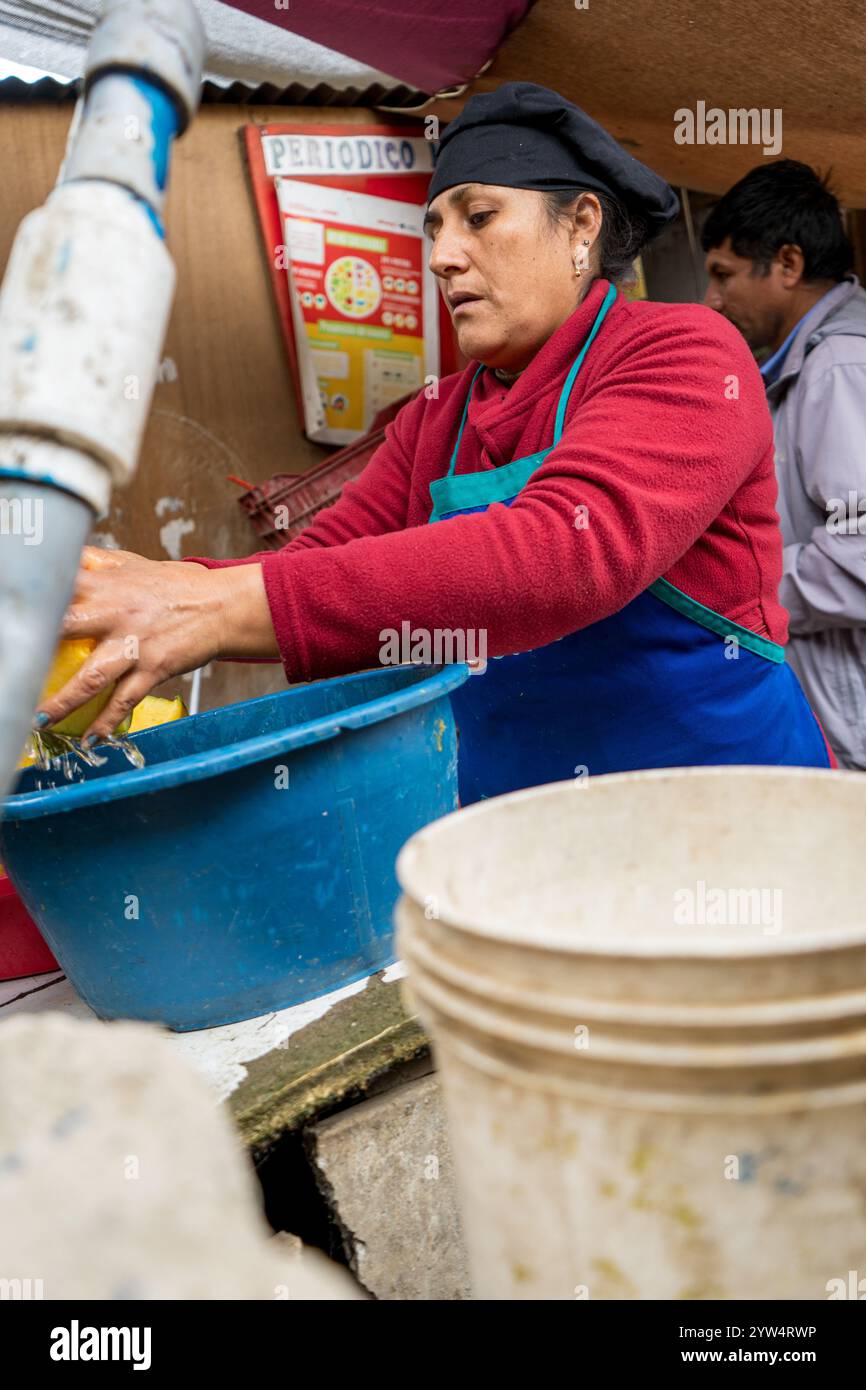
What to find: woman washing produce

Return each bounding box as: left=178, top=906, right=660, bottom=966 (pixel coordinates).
left=34, top=83, right=835, bottom=803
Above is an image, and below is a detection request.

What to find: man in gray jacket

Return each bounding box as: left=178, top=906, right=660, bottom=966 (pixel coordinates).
left=702, top=159, right=866, bottom=768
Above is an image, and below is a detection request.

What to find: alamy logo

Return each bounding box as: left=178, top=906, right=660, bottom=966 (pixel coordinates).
left=50, top=1320, right=151, bottom=1370
left=0, top=1277, right=44, bottom=1299
left=674, top=102, right=782, bottom=156
left=826, top=1270, right=866, bottom=1299
left=379, top=622, right=487, bottom=671
left=826, top=493, right=866, bottom=534
left=0, top=496, right=43, bottom=545
left=673, top=879, right=782, bottom=935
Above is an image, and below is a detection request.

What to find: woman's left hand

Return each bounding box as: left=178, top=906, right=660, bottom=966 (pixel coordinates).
left=34, top=546, right=275, bottom=742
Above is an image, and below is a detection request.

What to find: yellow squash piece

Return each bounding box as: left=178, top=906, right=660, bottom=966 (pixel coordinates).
left=127, top=695, right=187, bottom=733
left=22, top=639, right=187, bottom=767
left=38, top=638, right=114, bottom=737
left=17, top=742, right=38, bottom=770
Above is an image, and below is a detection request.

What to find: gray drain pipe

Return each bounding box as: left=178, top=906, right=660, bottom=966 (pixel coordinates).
left=0, top=0, right=205, bottom=796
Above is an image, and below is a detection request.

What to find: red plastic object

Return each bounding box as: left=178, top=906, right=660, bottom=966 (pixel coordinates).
left=237, top=393, right=416, bottom=549
left=0, top=873, right=59, bottom=981
left=227, top=0, right=532, bottom=96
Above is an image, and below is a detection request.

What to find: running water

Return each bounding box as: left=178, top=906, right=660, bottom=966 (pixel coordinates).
left=22, top=730, right=146, bottom=778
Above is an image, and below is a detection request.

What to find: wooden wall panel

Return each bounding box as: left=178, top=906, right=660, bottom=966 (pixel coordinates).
left=431, top=0, right=866, bottom=205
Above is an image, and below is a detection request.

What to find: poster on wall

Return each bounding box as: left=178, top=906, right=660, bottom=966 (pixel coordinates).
left=276, top=180, right=439, bottom=445
left=245, top=123, right=460, bottom=444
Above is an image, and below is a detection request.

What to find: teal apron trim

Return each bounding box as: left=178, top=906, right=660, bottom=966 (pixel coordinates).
left=432, top=447, right=553, bottom=512
left=649, top=577, right=785, bottom=664
left=429, top=285, right=617, bottom=524
left=429, top=282, right=785, bottom=670
left=446, top=363, right=484, bottom=478
left=553, top=284, right=617, bottom=443
left=421, top=284, right=828, bottom=800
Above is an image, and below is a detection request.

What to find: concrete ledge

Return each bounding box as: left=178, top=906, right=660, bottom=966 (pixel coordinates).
left=307, top=1073, right=471, bottom=1300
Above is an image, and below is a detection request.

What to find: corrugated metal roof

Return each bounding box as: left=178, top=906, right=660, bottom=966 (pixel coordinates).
left=197, top=77, right=430, bottom=108
left=0, top=73, right=431, bottom=108
left=0, top=74, right=75, bottom=102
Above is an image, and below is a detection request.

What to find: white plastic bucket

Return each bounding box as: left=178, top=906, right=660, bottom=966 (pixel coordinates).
left=395, top=767, right=866, bottom=1299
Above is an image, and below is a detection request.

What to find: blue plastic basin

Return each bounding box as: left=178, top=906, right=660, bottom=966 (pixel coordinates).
left=0, top=663, right=468, bottom=1031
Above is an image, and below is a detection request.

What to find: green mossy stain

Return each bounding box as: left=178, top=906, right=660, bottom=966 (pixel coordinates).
left=630, top=1142, right=654, bottom=1175
left=230, top=974, right=429, bottom=1152
left=679, top=1282, right=725, bottom=1300
left=592, top=1257, right=637, bottom=1295
left=671, top=1199, right=702, bottom=1230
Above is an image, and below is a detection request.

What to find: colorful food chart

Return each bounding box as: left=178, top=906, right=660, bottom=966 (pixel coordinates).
left=276, top=179, right=439, bottom=444
left=325, top=256, right=383, bottom=319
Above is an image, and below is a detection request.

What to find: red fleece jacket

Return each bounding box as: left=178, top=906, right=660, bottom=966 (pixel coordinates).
left=189, top=277, right=784, bottom=683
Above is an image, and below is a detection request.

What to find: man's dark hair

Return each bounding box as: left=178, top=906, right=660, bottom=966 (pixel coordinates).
left=541, top=188, right=650, bottom=283
left=700, top=159, right=854, bottom=282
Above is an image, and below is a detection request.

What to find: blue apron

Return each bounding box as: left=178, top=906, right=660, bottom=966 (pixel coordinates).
left=429, top=285, right=831, bottom=805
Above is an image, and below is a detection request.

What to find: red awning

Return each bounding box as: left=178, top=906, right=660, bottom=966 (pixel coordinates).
left=218, top=0, right=534, bottom=94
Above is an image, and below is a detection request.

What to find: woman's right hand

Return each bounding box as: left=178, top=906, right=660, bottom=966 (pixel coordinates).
left=34, top=546, right=232, bottom=742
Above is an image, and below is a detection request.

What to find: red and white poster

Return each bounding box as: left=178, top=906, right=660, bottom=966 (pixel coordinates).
left=277, top=180, right=439, bottom=444
left=245, top=122, right=460, bottom=444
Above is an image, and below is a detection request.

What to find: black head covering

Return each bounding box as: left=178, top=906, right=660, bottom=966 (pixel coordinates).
left=428, top=82, right=679, bottom=241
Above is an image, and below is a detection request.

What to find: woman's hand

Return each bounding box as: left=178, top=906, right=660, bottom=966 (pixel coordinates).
left=34, top=546, right=279, bottom=742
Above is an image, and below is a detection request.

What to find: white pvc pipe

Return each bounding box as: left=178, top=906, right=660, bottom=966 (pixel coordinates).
left=0, top=182, right=177, bottom=511
left=0, top=0, right=205, bottom=796
left=0, top=480, right=94, bottom=799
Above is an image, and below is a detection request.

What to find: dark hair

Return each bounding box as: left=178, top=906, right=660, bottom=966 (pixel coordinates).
left=700, top=159, right=853, bottom=282
left=541, top=188, right=651, bottom=284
